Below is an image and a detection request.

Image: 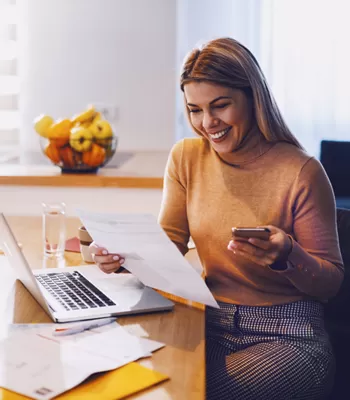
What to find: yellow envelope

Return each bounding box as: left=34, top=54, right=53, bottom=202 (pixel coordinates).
left=0, top=363, right=169, bottom=400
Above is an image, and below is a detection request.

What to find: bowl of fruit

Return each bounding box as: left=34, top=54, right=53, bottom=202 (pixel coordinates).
left=34, top=105, right=117, bottom=173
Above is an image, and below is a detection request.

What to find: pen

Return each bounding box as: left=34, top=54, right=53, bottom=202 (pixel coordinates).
left=53, top=317, right=117, bottom=337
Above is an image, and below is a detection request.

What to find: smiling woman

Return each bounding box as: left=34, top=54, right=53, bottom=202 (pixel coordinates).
left=156, top=37, right=344, bottom=400
left=89, top=37, right=343, bottom=400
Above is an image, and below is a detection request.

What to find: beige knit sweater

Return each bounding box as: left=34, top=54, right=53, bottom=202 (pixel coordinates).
left=158, top=137, right=344, bottom=306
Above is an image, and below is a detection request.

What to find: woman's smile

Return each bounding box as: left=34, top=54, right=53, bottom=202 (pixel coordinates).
left=207, top=127, right=232, bottom=142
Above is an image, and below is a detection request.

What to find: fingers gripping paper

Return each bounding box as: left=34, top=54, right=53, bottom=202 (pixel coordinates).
left=77, top=210, right=219, bottom=308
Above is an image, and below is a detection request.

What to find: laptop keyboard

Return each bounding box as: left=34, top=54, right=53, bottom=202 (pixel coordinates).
left=36, top=271, right=116, bottom=311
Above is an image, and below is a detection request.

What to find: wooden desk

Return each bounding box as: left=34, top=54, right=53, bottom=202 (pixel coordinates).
left=0, top=216, right=204, bottom=399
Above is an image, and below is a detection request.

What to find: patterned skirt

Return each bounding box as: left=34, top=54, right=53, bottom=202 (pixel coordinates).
left=206, top=300, right=334, bottom=400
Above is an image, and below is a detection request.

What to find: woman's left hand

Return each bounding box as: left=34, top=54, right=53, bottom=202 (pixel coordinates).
left=227, top=225, right=292, bottom=267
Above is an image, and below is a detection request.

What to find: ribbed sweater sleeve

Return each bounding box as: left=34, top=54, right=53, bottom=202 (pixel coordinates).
left=279, top=157, right=344, bottom=298
left=158, top=140, right=190, bottom=255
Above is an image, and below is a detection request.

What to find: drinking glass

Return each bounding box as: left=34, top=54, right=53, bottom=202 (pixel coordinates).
left=42, top=202, right=66, bottom=258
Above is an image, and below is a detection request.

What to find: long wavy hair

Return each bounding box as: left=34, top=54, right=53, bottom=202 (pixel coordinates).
left=180, top=37, right=303, bottom=149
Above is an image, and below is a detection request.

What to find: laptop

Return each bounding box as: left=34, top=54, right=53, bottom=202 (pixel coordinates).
left=0, top=213, right=174, bottom=323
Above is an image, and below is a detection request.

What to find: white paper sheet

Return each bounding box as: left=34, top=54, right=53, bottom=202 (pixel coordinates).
left=0, top=322, right=165, bottom=400
left=77, top=210, right=219, bottom=308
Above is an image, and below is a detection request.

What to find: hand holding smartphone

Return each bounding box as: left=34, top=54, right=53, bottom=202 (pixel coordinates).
left=232, top=227, right=271, bottom=240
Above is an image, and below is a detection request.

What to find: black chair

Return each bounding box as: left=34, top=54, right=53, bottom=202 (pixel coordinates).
left=320, top=141, right=350, bottom=209
left=324, top=208, right=350, bottom=399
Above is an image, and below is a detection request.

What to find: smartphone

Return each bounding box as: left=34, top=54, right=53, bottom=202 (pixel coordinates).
left=232, top=227, right=271, bottom=240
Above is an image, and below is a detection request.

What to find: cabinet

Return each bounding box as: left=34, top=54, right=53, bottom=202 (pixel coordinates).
left=0, top=151, right=167, bottom=216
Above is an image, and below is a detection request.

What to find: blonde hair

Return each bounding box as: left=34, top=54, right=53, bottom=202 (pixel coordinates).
left=180, top=37, right=303, bottom=149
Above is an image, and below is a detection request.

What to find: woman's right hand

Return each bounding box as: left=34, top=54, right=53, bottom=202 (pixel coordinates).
left=89, top=241, right=125, bottom=274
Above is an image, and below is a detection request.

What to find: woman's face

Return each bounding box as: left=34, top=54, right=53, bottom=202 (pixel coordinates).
left=184, top=81, right=254, bottom=153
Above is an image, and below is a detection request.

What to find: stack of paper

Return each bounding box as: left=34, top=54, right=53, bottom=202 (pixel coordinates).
left=0, top=322, right=168, bottom=400
left=77, top=210, right=219, bottom=308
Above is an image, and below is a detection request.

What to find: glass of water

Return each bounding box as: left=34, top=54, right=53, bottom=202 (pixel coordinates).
left=42, top=202, right=66, bottom=258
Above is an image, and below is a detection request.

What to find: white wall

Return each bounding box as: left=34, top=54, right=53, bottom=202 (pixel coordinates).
left=18, top=0, right=177, bottom=152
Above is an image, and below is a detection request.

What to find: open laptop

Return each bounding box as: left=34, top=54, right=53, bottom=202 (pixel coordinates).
left=0, top=213, right=174, bottom=323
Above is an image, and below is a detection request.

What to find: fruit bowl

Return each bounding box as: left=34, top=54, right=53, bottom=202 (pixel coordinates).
left=35, top=105, right=118, bottom=173
left=40, top=136, right=118, bottom=173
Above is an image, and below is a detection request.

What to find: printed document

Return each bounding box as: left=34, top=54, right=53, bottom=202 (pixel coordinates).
left=77, top=210, right=219, bottom=308
left=0, top=321, right=164, bottom=400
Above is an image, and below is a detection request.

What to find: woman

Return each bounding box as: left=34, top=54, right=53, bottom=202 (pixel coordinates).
left=91, top=38, right=344, bottom=399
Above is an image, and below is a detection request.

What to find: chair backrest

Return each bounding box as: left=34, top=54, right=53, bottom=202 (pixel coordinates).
left=324, top=208, right=350, bottom=398
left=320, top=140, right=350, bottom=197
left=323, top=208, right=350, bottom=323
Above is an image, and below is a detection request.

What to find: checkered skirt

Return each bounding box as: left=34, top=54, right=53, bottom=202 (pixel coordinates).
left=206, top=300, right=334, bottom=400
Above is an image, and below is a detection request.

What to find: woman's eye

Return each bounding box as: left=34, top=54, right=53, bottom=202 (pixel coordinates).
left=213, top=103, right=229, bottom=109
left=188, top=109, right=201, bottom=113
